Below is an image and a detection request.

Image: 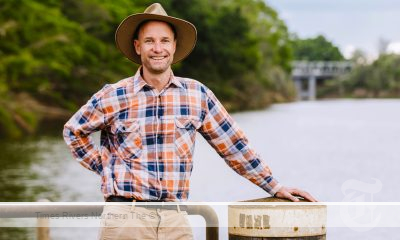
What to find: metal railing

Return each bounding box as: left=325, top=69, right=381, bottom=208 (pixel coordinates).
left=0, top=201, right=219, bottom=240
left=292, top=60, right=353, bottom=78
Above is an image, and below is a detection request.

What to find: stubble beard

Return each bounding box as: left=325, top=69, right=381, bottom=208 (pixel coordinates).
left=144, top=57, right=173, bottom=75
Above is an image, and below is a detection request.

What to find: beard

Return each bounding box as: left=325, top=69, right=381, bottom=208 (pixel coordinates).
left=142, top=55, right=174, bottom=74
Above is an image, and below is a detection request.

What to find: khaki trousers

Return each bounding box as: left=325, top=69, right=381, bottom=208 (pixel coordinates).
left=98, top=205, right=193, bottom=240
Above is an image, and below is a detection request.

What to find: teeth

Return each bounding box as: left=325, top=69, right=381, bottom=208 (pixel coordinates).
left=151, top=57, right=165, bottom=60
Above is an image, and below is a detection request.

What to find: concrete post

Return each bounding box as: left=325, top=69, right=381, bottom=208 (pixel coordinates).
left=228, top=197, right=327, bottom=239
left=294, top=78, right=303, bottom=101
left=308, top=75, right=316, bottom=101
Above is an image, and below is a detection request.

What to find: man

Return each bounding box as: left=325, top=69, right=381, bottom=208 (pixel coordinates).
left=63, top=3, right=317, bottom=240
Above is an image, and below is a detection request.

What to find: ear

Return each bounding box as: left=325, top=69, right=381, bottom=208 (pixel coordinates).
left=133, top=39, right=141, bottom=55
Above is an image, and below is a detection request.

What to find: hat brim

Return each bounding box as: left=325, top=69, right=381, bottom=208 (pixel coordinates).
left=115, top=13, right=197, bottom=65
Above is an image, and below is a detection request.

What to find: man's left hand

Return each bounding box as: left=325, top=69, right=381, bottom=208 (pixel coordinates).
left=274, top=186, right=318, bottom=202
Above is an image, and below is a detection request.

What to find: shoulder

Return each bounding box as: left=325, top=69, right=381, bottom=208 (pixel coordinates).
left=94, top=76, right=134, bottom=99
left=175, top=76, right=209, bottom=94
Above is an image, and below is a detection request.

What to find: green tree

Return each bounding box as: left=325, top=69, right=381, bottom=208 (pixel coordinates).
left=291, top=35, right=344, bottom=61
left=343, top=54, right=400, bottom=97
left=165, top=0, right=295, bottom=110
left=319, top=54, right=400, bottom=98
left=0, top=0, right=296, bottom=138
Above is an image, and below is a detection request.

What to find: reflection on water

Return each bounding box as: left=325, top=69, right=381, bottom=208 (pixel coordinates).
left=0, top=138, right=62, bottom=239
left=0, top=135, right=103, bottom=203
left=0, top=136, right=102, bottom=239
left=0, top=139, right=59, bottom=202
left=0, top=227, right=33, bottom=240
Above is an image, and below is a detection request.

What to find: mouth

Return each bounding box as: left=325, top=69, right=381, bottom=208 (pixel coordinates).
left=150, top=56, right=167, bottom=61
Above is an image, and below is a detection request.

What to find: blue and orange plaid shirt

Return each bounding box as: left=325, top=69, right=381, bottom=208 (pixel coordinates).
left=63, top=68, right=282, bottom=201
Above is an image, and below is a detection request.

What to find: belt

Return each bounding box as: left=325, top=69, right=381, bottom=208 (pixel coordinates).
left=106, top=196, right=187, bottom=211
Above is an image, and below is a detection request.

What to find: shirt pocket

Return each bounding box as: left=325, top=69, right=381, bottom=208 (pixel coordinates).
left=174, top=117, right=200, bottom=159
left=111, top=120, right=142, bottom=160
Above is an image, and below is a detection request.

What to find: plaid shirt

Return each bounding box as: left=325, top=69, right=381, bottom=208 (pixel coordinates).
left=63, top=68, right=282, bottom=201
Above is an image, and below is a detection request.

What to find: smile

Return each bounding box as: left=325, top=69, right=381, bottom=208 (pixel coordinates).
left=150, top=56, right=167, bottom=60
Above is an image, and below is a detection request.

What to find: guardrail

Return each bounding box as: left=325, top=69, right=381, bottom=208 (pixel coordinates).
left=0, top=200, right=219, bottom=240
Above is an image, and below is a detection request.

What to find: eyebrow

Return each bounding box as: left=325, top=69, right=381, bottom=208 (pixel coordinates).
left=142, top=36, right=174, bottom=40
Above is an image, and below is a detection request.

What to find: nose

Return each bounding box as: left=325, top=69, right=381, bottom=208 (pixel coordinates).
left=153, top=41, right=162, bottom=53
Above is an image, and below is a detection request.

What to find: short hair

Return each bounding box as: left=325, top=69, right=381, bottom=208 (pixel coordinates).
left=133, top=20, right=177, bottom=40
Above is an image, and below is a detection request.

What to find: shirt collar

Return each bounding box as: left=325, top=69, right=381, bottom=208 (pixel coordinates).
left=132, top=67, right=184, bottom=94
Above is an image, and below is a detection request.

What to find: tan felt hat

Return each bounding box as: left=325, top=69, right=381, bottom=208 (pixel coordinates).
left=115, top=3, right=197, bottom=65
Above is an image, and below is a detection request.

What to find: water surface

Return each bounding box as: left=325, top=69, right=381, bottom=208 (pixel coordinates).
left=1, top=99, right=399, bottom=239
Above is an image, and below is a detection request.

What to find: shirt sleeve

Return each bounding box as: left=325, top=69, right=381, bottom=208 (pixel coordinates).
left=198, top=87, right=282, bottom=196
left=62, top=86, right=109, bottom=175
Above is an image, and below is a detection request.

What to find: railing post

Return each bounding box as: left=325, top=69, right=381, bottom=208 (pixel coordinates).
left=37, top=199, right=50, bottom=240
left=186, top=205, right=219, bottom=240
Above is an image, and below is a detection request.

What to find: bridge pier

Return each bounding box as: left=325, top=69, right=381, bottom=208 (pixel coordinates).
left=308, top=75, right=316, bottom=101
left=292, top=61, right=353, bottom=101
left=294, top=78, right=302, bottom=101
left=293, top=76, right=316, bottom=101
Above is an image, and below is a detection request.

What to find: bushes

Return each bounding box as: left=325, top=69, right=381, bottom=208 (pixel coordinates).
left=0, top=0, right=295, bottom=138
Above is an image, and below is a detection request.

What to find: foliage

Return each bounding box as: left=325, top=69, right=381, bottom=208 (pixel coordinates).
left=291, top=35, right=344, bottom=61
left=343, top=54, right=400, bottom=97
left=165, top=0, right=295, bottom=110
left=318, top=54, right=400, bottom=98
left=0, top=0, right=294, bottom=138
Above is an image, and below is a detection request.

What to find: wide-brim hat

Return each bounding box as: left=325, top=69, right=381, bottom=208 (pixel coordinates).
left=115, top=3, right=197, bottom=65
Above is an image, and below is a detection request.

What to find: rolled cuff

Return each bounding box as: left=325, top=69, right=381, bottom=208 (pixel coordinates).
left=259, top=176, right=283, bottom=196
left=269, top=183, right=283, bottom=196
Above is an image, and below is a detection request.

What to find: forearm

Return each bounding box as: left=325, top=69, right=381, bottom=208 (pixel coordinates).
left=223, top=144, right=282, bottom=195
left=200, top=86, right=282, bottom=195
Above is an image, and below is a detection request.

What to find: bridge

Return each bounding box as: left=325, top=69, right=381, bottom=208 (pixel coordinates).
left=292, top=61, right=353, bottom=100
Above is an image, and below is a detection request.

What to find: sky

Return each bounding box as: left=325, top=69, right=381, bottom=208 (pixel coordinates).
left=266, top=0, right=400, bottom=60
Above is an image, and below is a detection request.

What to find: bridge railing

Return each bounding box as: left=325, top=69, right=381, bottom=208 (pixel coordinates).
left=292, top=61, right=353, bottom=77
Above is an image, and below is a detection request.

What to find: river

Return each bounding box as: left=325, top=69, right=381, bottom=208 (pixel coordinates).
left=1, top=99, right=399, bottom=239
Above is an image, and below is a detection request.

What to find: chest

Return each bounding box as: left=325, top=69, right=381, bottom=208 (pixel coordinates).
left=104, top=88, right=204, bottom=140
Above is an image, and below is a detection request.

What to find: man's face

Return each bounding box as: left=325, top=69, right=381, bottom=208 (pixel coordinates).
left=134, top=21, right=176, bottom=74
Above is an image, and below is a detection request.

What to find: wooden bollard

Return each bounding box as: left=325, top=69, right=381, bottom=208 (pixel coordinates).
left=37, top=199, right=50, bottom=240
left=37, top=217, right=50, bottom=240
left=228, top=197, right=327, bottom=239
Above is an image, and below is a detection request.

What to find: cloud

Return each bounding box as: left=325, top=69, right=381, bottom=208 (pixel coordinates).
left=387, top=42, right=400, bottom=54
left=343, top=45, right=356, bottom=59
left=266, top=0, right=400, bottom=59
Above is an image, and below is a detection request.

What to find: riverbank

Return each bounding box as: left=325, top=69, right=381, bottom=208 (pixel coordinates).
left=0, top=92, right=71, bottom=139
left=0, top=89, right=296, bottom=140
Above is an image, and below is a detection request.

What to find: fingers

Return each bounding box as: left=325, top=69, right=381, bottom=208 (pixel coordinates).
left=275, top=188, right=299, bottom=202
left=302, top=192, right=318, bottom=202
left=275, top=187, right=319, bottom=202
left=284, top=192, right=300, bottom=202
left=290, top=188, right=318, bottom=202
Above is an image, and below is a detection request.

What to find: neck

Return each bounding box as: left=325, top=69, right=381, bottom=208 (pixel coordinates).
left=141, top=67, right=172, bottom=92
